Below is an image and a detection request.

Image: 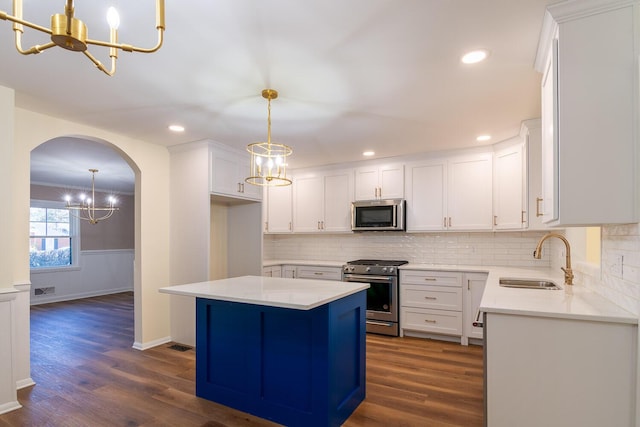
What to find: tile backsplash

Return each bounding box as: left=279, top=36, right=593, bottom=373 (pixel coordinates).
left=264, top=231, right=551, bottom=268
left=587, top=223, right=640, bottom=316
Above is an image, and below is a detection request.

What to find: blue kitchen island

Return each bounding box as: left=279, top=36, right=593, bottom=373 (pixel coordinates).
left=160, top=275, right=369, bottom=427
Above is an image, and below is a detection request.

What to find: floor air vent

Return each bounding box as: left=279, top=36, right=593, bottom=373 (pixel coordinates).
left=168, top=344, right=193, bottom=352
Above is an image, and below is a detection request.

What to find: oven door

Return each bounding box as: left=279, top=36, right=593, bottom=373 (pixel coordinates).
left=343, top=273, right=398, bottom=324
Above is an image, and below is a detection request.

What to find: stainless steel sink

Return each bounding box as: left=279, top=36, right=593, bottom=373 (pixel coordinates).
left=499, top=278, right=561, bottom=290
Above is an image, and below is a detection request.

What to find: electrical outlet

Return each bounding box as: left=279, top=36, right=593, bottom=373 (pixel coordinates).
left=611, top=254, right=624, bottom=277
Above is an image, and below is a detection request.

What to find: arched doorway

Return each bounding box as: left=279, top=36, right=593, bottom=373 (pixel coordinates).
left=30, top=136, right=138, bottom=339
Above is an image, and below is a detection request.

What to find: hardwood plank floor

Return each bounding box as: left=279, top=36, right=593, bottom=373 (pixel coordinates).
left=0, top=292, right=484, bottom=426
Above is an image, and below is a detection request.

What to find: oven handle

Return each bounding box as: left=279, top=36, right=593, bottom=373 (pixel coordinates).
left=366, top=320, right=394, bottom=327
left=343, top=274, right=392, bottom=283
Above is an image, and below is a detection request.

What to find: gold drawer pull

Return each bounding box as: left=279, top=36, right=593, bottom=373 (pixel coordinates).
left=424, top=296, right=437, bottom=300
left=424, top=277, right=437, bottom=281
left=314, top=272, right=323, bottom=275
left=424, top=319, right=437, bottom=323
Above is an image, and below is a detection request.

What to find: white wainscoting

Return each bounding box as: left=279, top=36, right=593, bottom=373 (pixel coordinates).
left=30, top=249, right=134, bottom=305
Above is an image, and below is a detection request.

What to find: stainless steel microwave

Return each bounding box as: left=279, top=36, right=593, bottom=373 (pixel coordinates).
left=351, top=199, right=406, bottom=231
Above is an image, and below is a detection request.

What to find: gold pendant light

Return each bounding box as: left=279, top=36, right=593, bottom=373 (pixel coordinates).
left=245, top=89, right=293, bottom=187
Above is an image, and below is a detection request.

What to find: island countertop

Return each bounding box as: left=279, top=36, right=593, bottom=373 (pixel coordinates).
left=159, top=275, right=369, bottom=310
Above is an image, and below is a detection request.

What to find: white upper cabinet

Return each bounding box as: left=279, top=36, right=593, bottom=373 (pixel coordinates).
left=209, top=143, right=262, bottom=201
left=447, top=153, right=493, bottom=230
left=535, top=0, right=638, bottom=226
left=493, top=139, right=525, bottom=230
left=293, top=169, right=353, bottom=233
left=264, top=184, right=292, bottom=233
left=405, top=152, right=493, bottom=231
left=405, top=159, right=447, bottom=231
left=355, top=164, right=404, bottom=200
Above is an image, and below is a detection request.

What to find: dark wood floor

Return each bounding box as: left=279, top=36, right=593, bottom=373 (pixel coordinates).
left=0, top=292, right=484, bottom=427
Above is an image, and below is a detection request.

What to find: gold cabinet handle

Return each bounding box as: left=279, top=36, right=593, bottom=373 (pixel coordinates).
left=314, top=272, right=323, bottom=276
left=424, top=296, right=437, bottom=300
left=521, top=210, right=526, bottom=224
left=448, top=217, right=452, bottom=227
left=424, top=277, right=437, bottom=281
left=536, top=197, right=543, bottom=217
left=493, top=215, right=498, bottom=226
left=265, top=221, right=268, bottom=231
left=443, top=217, right=447, bottom=228
left=424, top=319, right=437, bottom=323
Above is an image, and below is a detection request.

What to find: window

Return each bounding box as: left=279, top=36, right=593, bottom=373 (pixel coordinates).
left=29, top=200, right=79, bottom=270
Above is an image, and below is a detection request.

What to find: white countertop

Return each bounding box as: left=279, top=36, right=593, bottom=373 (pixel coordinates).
left=402, top=263, right=636, bottom=324
left=263, top=260, right=346, bottom=268
left=260, top=261, right=637, bottom=324
left=159, top=275, right=369, bottom=310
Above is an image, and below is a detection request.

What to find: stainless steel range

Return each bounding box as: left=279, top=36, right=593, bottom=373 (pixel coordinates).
left=342, top=259, right=408, bottom=336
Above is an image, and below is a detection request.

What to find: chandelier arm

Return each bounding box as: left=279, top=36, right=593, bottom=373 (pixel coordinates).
left=1, top=11, right=52, bottom=34
left=82, top=50, right=115, bottom=76
left=85, top=29, right=164, bottom=54
left=15, top=34, right=56, bottom=55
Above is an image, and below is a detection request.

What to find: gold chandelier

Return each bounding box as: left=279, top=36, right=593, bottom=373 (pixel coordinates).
left=245, top=89, right=293, bottom=187
left=0, top=0, right=165, bottom=76
left=64, top=169, right=119, bottom=225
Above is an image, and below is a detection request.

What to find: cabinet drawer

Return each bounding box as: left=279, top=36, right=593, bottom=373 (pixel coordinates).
left=400, top=270, right=462, bottom=287
left=296, top=266, right=342, bottom=281
left=401, top=285, right=462, bottom=311
left=401, top=307, right=462, bottom=335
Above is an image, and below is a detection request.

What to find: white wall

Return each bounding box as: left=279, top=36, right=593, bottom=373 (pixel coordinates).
left=0, top=84, right=173, bottom=407
left=30, top=250, right=134, bottom=304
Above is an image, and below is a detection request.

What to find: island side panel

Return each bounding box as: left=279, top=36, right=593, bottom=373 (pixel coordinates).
left=195, top=290, right=366, bottom=427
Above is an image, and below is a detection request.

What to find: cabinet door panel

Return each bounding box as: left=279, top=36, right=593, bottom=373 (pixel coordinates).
left=448, top=154, right=493, bottom=230
left=405, top=162, right=446, bottom=231
left=494, top=143, right=524, bottom=230
left=266, top=185, right=292, bottom=233
left=293, top=175, right=323, bottom=232
left=323, top=171, right=353, bottom=232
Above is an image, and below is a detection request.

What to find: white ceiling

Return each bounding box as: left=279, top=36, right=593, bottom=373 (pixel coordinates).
left=2, top=0, right=552, bottom=194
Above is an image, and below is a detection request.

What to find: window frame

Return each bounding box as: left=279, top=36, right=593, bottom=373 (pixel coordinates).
left=29, top=199, right=81, bottom=273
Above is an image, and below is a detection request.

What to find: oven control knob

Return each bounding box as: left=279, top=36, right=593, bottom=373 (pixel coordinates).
left=365, top=267, right=371, bottom=272
left=381, top=267, right=388, bottom=273
left=389, top=267, right=395, bottom=273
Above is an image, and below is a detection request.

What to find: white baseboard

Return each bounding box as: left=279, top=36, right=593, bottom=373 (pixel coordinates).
left=30, top=287, right=133, bottom=306
left=132, top=336, right=172, bottom=351
left=0, top=401, right=22, bottom=415
left=16, top=378, right=35, bottom=390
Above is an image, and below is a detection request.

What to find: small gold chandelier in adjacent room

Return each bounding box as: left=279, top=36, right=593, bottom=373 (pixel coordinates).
left=245, top=89, right=293, bottom=187
left=64, top=169, right=119, bottom=224
left=0, top=0, right=166, bottom=76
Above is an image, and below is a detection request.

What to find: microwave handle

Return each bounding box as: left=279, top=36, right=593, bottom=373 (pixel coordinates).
left=393, top=206, right=397, bottom=227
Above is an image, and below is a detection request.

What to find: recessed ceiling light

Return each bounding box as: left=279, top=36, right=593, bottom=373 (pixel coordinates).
left=363, top=151, right=375, bottom=157
left=461, top=49, right=490, bottom=64
left=169, top=124, right=185, bottom=132
left=476, top=135, right=491, bottom=142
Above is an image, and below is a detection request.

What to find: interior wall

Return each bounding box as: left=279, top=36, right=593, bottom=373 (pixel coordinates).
left=15, top=106, right=172, bottom=349
left=30, top=184, right=134, bottom=250
left=227, top=202, right=262, bottom=277
left=210, top=202, right=228, bottom=280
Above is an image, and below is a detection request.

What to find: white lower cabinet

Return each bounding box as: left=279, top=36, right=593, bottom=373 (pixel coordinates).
left=282, top=265, right=296, bottom=278
left=400, top=270, right=463, bottom=340
left=262, top=266, right=282, bottom=277
left=295, top=265, right=342, bottom=281
left=463, top=272, right=487, bottom=342
left=400, top=269, right=486, bottom=345
left=486, top=312, right=636, bottom=427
